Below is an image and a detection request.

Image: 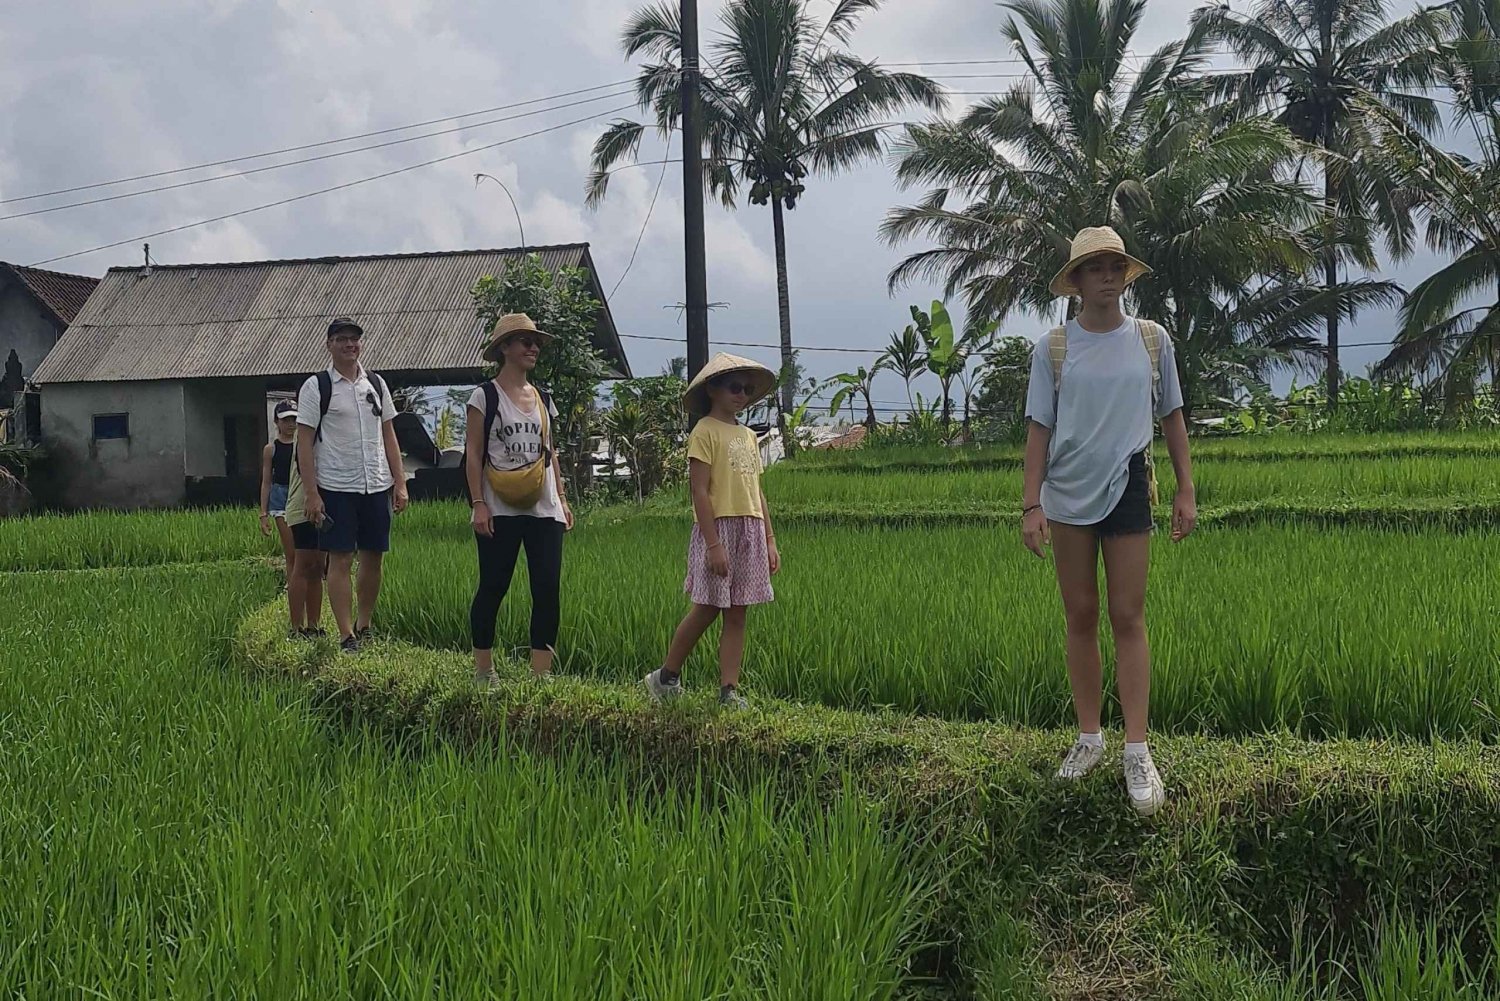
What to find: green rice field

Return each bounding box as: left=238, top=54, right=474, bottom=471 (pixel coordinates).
left=763, top=453, right=1500, bottom=511
left=3, top=429, right=1499, bottom=998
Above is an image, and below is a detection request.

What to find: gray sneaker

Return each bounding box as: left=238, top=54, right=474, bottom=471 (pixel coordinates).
left=1124, top=752, right=1166, bottom=816
left=1056, top=738, right=1107, bottom=780
left=718, top=688, right=748, bottom=710
left=643, top=669, right=683, bottom=703
left=474, top=670, right=498, bottom=690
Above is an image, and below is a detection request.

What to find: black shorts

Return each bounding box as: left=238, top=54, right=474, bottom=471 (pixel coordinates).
left=318, top=489, right=393, bottom=553
left=290, top=520, right=321, bottom=551
left=1090, top=452, right=1154, bottom=537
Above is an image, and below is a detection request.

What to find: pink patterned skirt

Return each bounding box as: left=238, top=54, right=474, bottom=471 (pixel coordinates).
left=684, top=516, right=775, bottom=609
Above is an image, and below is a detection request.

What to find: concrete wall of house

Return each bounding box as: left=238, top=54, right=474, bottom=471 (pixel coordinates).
left=0, top=282, right=62, bottom=380
left=39, top=380, right=186, bottom=509
left=183, top=378, right=269, bottom=481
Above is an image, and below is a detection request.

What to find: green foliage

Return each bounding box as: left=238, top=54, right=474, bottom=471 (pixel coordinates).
left=600, top=373, right=689, bottom=501
left=473, top=255, right=608, bottom=489
left=974, top=336, right=1034, bottom=434
left=822, top=362, right=886, bottom=427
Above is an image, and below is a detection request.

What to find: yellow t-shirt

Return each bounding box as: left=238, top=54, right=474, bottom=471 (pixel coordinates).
left=686, top=417, right=764, bottom=521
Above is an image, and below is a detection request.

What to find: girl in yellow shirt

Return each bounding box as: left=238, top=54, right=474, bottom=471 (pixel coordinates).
left=644, top=354, right=780, bottom=710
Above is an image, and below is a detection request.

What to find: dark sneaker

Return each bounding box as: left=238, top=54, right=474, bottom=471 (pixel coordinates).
left=718, top=688, right=749, bottom=711
left=302, top=627, right=327, bottom=640
left=340, top=634, right=360, bottom=655
left=355, top=626, right=373, bottom=643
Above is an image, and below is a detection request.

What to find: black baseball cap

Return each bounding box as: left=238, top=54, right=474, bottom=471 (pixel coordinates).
left=274, top=400, right=298, bottom=420
left=326, top=317, right=364, bottom=338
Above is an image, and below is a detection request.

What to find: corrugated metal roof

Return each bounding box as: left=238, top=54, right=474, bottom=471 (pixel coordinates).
left=32, top=244, right=631, bottom=384
left=2, top=263, right=99, bottom=324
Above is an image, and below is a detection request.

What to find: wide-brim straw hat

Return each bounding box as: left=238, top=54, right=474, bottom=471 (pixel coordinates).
left=482, top=313, right=554, bottom=362
left=683, top=352, right=776, bottom=416
left=1049, top=226, right=1152, bottom=298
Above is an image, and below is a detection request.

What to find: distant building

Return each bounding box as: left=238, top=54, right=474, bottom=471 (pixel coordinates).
left=30, top=244, right=630, bottom=509
left=1, top=263, right=99, bottom=440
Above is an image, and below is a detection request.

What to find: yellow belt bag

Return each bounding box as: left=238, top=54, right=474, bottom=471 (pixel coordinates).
left=481, top=382, right=552, bottom=509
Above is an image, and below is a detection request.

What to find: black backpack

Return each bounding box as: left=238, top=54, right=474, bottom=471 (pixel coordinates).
left=312, top=369, right=387, bottom=442
left=479, top=381, right=553, bottom=468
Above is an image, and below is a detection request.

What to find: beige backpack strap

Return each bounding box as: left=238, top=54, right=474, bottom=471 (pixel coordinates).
left=1135, top=319, right=1166, bottom=508
left=1137, top=319, right=1164, bottom=408
left=1047, top=326, right=1068, bottom=396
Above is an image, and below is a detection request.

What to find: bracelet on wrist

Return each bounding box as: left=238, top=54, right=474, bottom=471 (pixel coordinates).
left=1022, top=504, right=1042, bottom=516
left=707, top=541, right=724, bottom=550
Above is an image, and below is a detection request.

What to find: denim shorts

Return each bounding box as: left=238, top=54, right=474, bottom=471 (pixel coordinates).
left=268, top=483, right=289, bottom=517
left=1090, top=452, right=1154, bottom=537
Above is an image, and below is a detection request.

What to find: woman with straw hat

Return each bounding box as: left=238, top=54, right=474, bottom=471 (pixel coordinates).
left=465, top=313, right=574, bottom=686
left=643, top=353, right=780, bottom=710
left=1020, top=226, right=1197, bottom=817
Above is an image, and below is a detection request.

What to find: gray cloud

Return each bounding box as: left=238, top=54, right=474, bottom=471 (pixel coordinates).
left=2, top=0, right=1451, bottom=406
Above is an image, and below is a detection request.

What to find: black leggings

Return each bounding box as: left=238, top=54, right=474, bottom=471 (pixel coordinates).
left=469, top=516, right=565, bottom=651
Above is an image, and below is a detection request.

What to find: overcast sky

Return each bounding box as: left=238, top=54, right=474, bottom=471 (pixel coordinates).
left=2, top=0, right=1448, bottom=414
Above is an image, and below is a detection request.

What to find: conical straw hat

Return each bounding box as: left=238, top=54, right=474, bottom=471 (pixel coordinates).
left=682, top=352, right=776, bottom=416
left=1049, top=226, right=1152, bottom=298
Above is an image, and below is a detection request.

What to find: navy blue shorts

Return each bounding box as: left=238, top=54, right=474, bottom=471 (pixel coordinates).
left=1090, top=452, right=1154, bottom=537
left=318, top=489, right=393, bottom=553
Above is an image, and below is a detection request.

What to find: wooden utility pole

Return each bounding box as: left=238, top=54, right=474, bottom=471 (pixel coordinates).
left=681, top=0, right=710, bottom=380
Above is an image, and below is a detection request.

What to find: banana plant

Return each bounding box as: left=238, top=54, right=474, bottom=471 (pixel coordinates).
left=823, top=360, right=888, bottom=428
left=912, top=301, right=996, bottom=432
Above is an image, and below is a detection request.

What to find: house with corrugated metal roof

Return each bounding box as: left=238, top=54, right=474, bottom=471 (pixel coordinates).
left=29, top=244, right=630, bottom=509
left=1, top=263, right=100, bottom=441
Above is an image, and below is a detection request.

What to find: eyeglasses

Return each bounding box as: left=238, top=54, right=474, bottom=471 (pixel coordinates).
left=330, top=333, right=362, bottom=345
left=365, top=390, right=383, bottom=418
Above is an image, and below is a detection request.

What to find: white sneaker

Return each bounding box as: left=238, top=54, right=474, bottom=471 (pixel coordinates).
left=643, top=669, right=683, bottom=703
left=1124, top=752, right=1166, bottom=816
left=1056, top=738, right=1106, bottom=780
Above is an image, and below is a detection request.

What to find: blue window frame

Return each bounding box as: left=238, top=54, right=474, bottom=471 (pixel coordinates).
left=92, top=413, right=130, bottom=440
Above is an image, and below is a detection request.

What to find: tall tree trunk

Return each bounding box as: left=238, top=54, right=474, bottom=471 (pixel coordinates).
left=1324, top=159, right=1341, bottom=411
left=864, top=393, right=877, bottom=428
left=772, top=199, right=796, bottom=457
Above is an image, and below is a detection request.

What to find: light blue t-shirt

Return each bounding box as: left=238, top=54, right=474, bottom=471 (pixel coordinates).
left=1024, top=316, right=1184, bottom=525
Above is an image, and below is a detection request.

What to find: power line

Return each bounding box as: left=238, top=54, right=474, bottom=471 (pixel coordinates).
left=0, top=79, right=637, bottom=206
left=611, top=134, right=675, bottom=298
left=27, top=104, right=636, bottom=268
left=1, top=88, right=638, bottom=223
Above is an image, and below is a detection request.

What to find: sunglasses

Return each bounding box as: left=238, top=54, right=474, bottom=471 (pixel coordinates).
left=716, top=380, right=753, bottom=396
left=365, top=390, right=383, bottom=418
left=508, top=335, right=543, bottom=350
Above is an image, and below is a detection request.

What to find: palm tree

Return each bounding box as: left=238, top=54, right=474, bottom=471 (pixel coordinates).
left=884, top=0, right=1217, bottom=322
left=588, top=0, right=945, bottom=432
left=1121, top=105, right=1406, bottom=415
left=1191, top=0, right=1449, bottom=406
left=1370, top=0, right=1500, bottom=403
left=880, top=324, right=926, bottom=410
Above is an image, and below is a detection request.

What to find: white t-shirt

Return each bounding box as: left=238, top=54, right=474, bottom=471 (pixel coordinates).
left=1024, top=315, right=1184, bottom=525
left=466, top=382, right=566, bottom=523
left=295, top=366, right=397, bottom=495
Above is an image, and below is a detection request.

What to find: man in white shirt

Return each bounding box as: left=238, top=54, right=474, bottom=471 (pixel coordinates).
left=295, top=317, right=409, bottom=653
